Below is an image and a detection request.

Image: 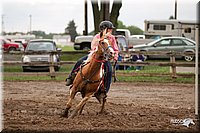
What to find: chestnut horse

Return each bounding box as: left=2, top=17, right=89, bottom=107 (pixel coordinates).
left=62, top=31, right=115, bottom=119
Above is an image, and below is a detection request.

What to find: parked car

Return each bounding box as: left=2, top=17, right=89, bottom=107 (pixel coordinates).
left=0, top=38, right=24, bottom=53
left=13, top=39, right=28, bottom=49
left=74, top=29, right=154, bottom=50
left=129, top=37, right=196, bottom=61
left=22, top=39, right=61, bottom=72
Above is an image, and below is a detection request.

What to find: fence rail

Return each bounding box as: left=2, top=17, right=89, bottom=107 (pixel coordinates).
left=3, top=51, right=195, bottom=79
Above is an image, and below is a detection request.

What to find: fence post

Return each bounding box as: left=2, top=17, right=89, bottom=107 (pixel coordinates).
left=49, top=53, right=55, bottom=79
left=195, top=27, right=199, bottom=116
left=170, top=54, right=177, bottom=79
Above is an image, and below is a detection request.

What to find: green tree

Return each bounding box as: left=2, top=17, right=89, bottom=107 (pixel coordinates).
left=65, top=20, right=78, bottom=42
left=117, top=20, right=143, bottom=35
left=31, top=30, right=46, bottom=38
left=127, top=25, right=143, bottom=35
left=117, top=20, right=126, bottom=29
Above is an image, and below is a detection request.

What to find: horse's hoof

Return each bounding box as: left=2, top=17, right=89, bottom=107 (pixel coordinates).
left=60, top=109, right=68, bottom=118
left=97, top=110, right=109, bottom=115
left=68, top=109, right=78, bottom=119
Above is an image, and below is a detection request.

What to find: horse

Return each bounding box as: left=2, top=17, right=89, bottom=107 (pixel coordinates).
left=62, top=31, right=115, bottom=119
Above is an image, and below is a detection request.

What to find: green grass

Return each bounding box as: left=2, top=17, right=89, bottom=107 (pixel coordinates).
left=57, top=45, right=75, bottom=51
left=60, top=53, right=87, bottom=61
left=3, top=50, right=194, bottom=83
left=57, top=45, right=88, bottom=61
left=3, top=66, right=23, bottom=72
left=117, top=66, right=170, bottom=74
left=3, top=65, right=194, bottom=84
left=117, top=75, right=194, bottom=84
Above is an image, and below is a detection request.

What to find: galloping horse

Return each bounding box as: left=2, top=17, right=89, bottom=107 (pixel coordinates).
left=63, top=31, right=115, bottom=119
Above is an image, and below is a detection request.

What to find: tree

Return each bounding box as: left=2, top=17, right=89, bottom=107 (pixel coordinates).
left=65, top=20, right=78, bottom=42
left=117, top=20, right=126, bottom=29
left=117, top=20, right=143, bottom=35
left=127, top=25, right=143, bottom=35
left=32, top=30, right=46, bottom=38
left=91, top=0, right=122, bottom=34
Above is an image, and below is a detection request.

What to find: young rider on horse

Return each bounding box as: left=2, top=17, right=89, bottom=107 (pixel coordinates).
left=65, top=20, right=119, bottom=93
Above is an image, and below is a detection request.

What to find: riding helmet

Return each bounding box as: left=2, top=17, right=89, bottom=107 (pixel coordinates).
left=99, top=20, right=115, bottom=31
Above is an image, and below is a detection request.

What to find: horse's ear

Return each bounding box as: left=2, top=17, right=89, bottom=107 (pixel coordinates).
left=100, top=32, right=103, bottom=40
left=100, top=28, right=107, bottom=40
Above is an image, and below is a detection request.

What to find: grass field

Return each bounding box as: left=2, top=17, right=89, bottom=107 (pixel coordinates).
left=3, top=64, right=194, bottom=84
left=3, top=46, right=195, bottom=83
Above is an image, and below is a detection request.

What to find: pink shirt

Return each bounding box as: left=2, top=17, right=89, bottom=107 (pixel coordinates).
left=91, top=33, right=119, bottom=60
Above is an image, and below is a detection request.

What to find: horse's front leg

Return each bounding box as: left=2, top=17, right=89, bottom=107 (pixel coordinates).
left=62, top=86, right=77, bottom=118
left=69, top=95, right=92, bottom=119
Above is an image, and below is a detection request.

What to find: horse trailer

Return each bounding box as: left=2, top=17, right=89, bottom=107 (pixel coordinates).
left=144, top=20, right=198, bottom=41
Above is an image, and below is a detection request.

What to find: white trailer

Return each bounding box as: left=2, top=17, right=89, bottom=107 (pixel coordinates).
left=144, top=20, right=198, bottom=41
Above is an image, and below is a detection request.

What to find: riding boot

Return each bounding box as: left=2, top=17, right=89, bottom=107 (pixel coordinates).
left=65, top=73, right=76, bottom=86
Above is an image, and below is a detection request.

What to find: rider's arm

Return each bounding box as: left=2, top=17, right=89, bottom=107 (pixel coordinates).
left=110, top=35, right=119, bottom=61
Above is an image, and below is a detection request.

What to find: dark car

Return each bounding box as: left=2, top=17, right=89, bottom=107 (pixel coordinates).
left=22, top=39, right=61, bottom=72
left=130, top=37, right=196, bottom=61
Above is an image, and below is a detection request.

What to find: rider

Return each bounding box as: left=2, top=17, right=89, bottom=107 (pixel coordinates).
left=65, top=20, right=119, bottom=93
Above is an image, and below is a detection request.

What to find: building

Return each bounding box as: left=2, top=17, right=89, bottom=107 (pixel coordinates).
left=144, top=20, right=198, bottom=41
left=53, top=35, right=72, bottom=47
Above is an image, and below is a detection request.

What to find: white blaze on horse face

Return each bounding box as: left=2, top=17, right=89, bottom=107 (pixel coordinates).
left=104, top=39, right=114, bottom=57
left=103, top=39, right=109, bottom=45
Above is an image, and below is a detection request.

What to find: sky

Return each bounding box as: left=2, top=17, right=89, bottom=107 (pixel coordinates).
left=0, top=0, right=199, bottom=34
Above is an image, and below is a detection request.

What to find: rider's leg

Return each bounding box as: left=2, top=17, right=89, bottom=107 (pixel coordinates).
left=66, top=55, right=88, bottom=86
left=104, top=61, right=112, bottom=93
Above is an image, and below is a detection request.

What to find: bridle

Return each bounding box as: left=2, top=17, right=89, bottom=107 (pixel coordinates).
left=97, top=38, right=114, bottom=62
left=79, top=37, right=114, bottom=85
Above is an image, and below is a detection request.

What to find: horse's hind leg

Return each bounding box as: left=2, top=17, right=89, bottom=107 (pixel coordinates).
left=99, top=93, right=107, bottom=114
left=79, top=103, right=86, bottom=115
left=99, top=97, right=106, bottom=113
left=69, top=95, right=91, bottom=119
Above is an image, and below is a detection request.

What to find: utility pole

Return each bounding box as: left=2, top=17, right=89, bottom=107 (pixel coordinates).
left=29, top=14, right=32, bottom=34
left=174, top=0, right=177, bottom=19
left=83, top=0, right=88, bottom=35
left=1, top=15, right=5, bottom=35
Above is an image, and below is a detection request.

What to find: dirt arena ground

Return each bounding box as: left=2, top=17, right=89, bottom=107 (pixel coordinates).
left=2, top=81, right=199, bottom=132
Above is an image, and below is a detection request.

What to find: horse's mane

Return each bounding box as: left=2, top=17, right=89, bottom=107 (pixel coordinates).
left=85, top=32, right=104, bottom=63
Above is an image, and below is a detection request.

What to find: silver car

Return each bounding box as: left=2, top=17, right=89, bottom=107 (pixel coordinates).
left=22, top=39, right=61, bottom=72
left=130, top=37, right=196, bottom=61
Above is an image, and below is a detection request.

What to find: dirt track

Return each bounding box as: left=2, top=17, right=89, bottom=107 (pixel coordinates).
left=2, top=81, right=198, bottom=132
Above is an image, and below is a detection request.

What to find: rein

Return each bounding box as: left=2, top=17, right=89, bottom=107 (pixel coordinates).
left=93, top=56, right=106, bottom=63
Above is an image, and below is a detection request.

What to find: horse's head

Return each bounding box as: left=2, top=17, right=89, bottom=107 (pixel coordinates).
left=97, top=31, right=115, bottom=61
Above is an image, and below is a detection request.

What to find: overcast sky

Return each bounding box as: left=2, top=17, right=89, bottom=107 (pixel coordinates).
left=1, top=0, right=199, bottom=34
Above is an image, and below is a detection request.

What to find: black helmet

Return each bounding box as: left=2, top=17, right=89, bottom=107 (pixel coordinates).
left=99, top=20, right=115, bottom=31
